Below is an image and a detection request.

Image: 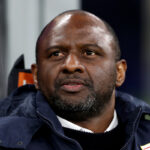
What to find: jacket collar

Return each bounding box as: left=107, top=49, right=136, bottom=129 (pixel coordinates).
left=36, top=90, right=150, bottom=141
left=115, top=91, right=150, bottom=120
left=0, top=86, right=150, bottom=149
left=115, top=91, right=150, bottom=144
left=35, top=91, right=64, bottom=135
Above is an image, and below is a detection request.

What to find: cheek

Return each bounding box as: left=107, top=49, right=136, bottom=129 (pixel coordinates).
left=87, top=62, right=116, bottom=91
left=38, top=62, right=60, bottom=91
left=90, top=67, right=107, bottom=88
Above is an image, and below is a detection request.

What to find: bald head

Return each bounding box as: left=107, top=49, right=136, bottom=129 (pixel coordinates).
left=36, top=10, right=121, bottom=63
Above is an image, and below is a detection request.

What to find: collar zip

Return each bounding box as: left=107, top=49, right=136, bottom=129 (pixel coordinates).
left=120, top=107, right=142, bottom=150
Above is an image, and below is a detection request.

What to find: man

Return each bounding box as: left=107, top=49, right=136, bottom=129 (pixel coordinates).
left=0, top=10, right=150, bottom=150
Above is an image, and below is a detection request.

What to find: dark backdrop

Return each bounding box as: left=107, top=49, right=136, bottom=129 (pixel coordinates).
left=82, top=0, right=142, bottom=97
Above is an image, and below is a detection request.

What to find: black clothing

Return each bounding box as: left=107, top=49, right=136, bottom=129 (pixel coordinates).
left=0, top=85, right=150, bottom=150
left=63, top=121, right=125, bottom=150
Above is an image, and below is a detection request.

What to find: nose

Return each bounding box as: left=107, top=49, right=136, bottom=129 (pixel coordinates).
left=61, top=54, right=85, bottom=73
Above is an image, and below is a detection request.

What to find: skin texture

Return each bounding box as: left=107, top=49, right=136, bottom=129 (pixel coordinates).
left=32, top=10, right=127, bottom=133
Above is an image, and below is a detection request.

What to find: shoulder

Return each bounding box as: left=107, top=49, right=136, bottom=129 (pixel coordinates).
left=116, top=91, right=150, bottom=144
left=0, top=85, right=42, bottom=149
left=116, top=91, right=150, bottom=113
left=0, top=85, right=37, bottom=118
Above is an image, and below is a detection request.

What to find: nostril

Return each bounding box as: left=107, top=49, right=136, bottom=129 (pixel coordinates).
left=76, top=69, right=82, bottom=73
left=63, top=69, right=69, bottom=74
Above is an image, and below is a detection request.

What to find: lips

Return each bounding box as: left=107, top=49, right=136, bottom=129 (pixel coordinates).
left=60, top=79, right=85, bottom=92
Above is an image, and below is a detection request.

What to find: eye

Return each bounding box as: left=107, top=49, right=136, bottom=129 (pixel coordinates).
left=84, top=49, right=96, bottom=56
left=50, top=50, right=64, bottom=57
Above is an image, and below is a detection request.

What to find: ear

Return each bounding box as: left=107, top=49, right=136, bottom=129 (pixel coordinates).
left=31, top=64, right=39, bottom=89
left=116, top=59, right=127, bottom=87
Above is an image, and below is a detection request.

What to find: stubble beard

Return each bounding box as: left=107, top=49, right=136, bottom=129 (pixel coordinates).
left=45, top=80, right=115, bottom=122
left=38, top=68, right=116, bottom=122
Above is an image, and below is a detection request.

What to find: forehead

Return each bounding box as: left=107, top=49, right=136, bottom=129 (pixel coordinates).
left=38, top=13, right=114, bottom=52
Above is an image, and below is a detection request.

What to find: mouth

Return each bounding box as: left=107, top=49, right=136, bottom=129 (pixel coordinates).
left=60, top=79, right=85, bottom=93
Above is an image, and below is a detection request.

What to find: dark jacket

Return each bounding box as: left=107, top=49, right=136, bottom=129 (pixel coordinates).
left=0, top=85, right=150, bottom=150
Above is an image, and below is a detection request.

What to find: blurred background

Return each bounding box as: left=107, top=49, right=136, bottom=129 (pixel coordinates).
left=0, top=0, right=150, bottom=103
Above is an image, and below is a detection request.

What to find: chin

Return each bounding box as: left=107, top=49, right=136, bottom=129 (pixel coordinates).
left=59, top=94, right=88, bottom=105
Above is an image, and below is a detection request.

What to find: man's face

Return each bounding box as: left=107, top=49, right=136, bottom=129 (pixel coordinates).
left=33, top=15, right=119, bottom=121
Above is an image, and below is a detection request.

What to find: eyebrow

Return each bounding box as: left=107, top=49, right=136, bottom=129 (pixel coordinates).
left=82, top=44, right=104, bottom=50
left=45, top=45, right=66, bottom=52
left=45, top=44, right=104, bottom=52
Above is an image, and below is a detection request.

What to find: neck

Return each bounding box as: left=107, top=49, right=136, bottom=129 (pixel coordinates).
left=72, top=91, right=116, bottom=133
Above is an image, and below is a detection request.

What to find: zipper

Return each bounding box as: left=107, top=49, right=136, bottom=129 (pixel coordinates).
left=120, top=107, right=142, bottom=150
